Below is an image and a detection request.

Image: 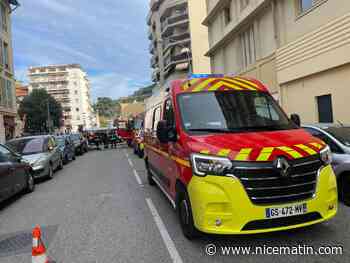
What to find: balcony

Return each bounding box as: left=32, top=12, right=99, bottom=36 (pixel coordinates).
left=149, top=42, right=157, bottom=54
left=161, top=11, right=189, bottom=35
left=152, top=69, right=160, bottom=83
left=162, top=32, right=191, bottom=53
left=164, top=52, right=192, bottom=72
left=148, top=27, right=153, bottom=40
left=151, top=55, right=159, bottom=68
left=147, top=10, right=152, bottom=25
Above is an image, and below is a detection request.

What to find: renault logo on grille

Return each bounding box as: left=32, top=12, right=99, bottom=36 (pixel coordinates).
left=274, top=157, right=291, bottom=177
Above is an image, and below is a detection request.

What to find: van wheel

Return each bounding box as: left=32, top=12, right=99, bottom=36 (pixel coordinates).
left=146, top=162, right=155, bottom=186
left=177, top=190, right=199, bottom=239
left=340, top=175, right=350, bottom=206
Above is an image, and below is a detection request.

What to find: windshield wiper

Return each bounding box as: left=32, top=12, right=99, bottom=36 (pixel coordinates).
left=187, top=128, right=231, bottom=133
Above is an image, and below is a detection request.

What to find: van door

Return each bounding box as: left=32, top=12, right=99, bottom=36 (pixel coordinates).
left=147, top=105, right=167, bottom=186
left=161, top=98, right=179, bottom=199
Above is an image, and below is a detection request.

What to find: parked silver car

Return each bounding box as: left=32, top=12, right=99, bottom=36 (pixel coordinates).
left=6, top=135, right=63, bottom=179
left=303, top=124, right=350, bottom=205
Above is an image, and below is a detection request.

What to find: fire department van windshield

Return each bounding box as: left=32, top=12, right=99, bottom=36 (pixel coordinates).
left=144, top=76, right=337, bottom=238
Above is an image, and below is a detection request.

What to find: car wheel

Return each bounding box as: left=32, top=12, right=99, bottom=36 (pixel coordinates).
left=25, top=172, right=35, bottom=193
left=58, top=157, right=64, bottom=170
left=64, top=155, right=69, bottom=164
left=47, top=164, right=54, bottom=180
left=340, top=175, right=350, bottom=206
left=72, top=154, right=76, bottom=160
left=177, top=190, right=199, bottom=240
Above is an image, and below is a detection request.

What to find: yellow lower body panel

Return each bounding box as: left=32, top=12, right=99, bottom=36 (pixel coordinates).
left=187, top=165, right=337, bottom=235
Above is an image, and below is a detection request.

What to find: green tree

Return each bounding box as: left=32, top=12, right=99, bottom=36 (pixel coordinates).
left=19, top=89, right=63, bottom=134
left=93, top=97, right=120, bottom=118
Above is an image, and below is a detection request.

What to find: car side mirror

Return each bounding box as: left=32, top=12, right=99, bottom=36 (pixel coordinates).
left=290, top=114, right=301, bottom=127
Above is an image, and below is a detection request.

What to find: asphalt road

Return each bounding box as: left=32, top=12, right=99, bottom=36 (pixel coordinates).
left=0, top=147, right=348, bottom=262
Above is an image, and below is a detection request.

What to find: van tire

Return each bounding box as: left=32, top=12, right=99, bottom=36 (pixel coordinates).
left=145, top=161, right=156, bottom=186
left=177, top=190, right=199, bottom=240
left=340, top=174, right=350, bottom=206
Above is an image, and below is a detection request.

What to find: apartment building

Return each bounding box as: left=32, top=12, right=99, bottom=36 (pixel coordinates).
left=147, top=0, right=210, bottom=86
left=204, top=0, right=350, bottom=124
left=0, top=0, right=20, bottom=142
left=28, top=64, right=95, bottom=132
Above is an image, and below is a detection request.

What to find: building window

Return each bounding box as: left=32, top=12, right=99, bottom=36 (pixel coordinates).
left=223, top=5, right=231, bottom=25
left=76, top=108, right=79, bottom=112
left=0, top=4, right=7, bottom=32
left=74, top=90, right=78, bottom=95
left=316, top=94, right=333, bottom=123
left=75, top=99, right=79, bottom=103
left=3, top=42, right=9, bottom=70
left=240, top=0, right=249, bottom=10
left=240, top=25, right=256, bottom=69
left=297, top=0, right=325, bottom=15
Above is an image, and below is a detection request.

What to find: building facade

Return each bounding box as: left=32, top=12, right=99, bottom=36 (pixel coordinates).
left=0, top=0, right=20, bottom=143
left=28, top=64, right=95, bottom=132
left=147, top=0, right=211, bottom=86
left=204, top=0, right=350, bottom=124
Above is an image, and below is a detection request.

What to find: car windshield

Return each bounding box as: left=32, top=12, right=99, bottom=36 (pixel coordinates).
left=324, top=127, right=350, bottom=146
left=6, top=138, right=44, bottom=155
left=55, top=137, right=65, bottom=147
left=177, top=91, right=295, bottom=133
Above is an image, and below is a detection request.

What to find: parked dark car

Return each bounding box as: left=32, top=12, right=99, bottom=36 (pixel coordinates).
left=55, top=135, right=76, bottom=164
left=70, top=133, right=88, bottom=155
left=6, top=135, right=63, bottom=180
left=303, top=124, right=350, bottom=206
left=0, top=144, right=35, bottom=202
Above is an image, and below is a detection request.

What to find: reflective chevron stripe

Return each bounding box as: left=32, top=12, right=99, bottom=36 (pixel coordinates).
left=256, top=147, right=275, bottom=161
left=277, top=146, right=304, bottom=159
left=217, top=149, right=231, bottom=157
left=294, top=144, right=317, bottom=155
left=234, top=148, right=252, bottom=161
left=310, top=142, right=324, bottom=149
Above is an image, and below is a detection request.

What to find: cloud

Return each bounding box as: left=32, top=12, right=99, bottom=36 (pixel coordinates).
left=90, top=73, right=150, bottom=102
left=12, top=0, right=152, bottom=100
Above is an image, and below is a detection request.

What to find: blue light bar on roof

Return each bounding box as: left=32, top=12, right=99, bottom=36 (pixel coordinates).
left=189, top=74, right=225, bottom=79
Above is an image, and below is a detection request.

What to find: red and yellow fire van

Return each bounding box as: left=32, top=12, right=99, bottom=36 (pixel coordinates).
left=144, top=75, right=337, bottom=239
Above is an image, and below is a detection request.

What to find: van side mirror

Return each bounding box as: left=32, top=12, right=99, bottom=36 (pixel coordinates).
left=290, top=114, right=301, bottom=127
left=157, top=121, right=169, bottom=143
left=156, top=120, right=177, bottom=143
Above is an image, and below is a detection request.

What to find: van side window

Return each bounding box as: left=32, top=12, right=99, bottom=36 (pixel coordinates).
left=152, top=106, right=161, bottom=131
left=164, top=99, right=175, bottom=128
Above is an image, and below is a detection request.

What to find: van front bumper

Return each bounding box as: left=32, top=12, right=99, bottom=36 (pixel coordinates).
left=187, top=165, right=337, bottom=235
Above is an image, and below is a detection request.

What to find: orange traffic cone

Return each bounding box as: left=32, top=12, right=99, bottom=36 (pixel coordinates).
left=32, top=225, right=50, bottom=263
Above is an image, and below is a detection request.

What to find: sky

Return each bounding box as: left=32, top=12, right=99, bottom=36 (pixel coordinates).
left=12, top=0, right=152, bottom=101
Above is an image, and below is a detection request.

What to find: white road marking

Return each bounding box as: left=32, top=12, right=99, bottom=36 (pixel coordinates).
left=133, top=169, right=144, bottom=186
left=127, top=158, right=134, bottom=167
left=146, top=198, right=183, bottom=263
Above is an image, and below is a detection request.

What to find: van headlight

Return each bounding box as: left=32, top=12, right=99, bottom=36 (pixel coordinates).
left=191, top=154, right=233, bottom=177
left=320, top=146, right=332, bottom=165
